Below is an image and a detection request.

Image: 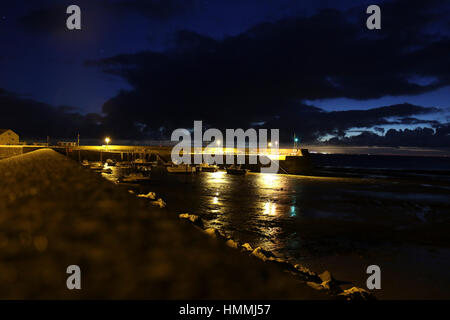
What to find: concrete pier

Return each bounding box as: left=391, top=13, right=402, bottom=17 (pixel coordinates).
left=0, top=149, right=325, bottom=299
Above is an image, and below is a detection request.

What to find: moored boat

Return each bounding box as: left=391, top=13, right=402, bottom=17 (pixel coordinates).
left=106, top=159, right=116, bottom=166
left=226, top=165, right=249, bottom=175
left=166, top=164, right=196, bottom=173
left=197, top=163, right=219, bottom=172
left=89, top=162, right=104, bottom=172
left=120, top=173, right=151, bottom=183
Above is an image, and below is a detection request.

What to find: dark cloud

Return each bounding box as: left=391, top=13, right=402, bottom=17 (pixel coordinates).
left=326, top=123, right=450, bottom=148
left=10, top=0, right=450, bottom=146
left=0, top=88, right=103, bottom=140
left=261, top=103, right=440, bottom=142
left=83, top=0, right=449, bottom=143
left=0, top=87, right=441, bottom=145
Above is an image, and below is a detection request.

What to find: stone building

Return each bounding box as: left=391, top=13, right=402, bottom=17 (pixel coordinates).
left=0, top=129, right=19, bottom=145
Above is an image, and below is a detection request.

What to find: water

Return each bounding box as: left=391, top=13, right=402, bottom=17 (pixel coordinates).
left=311, top=153, right=450, bottom=171
left=100, top=154, right=450, bottom=299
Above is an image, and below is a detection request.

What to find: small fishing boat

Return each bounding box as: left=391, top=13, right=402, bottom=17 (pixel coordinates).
left=136, top=165, right=151, bottom=173
left=133, top=158, right=145, bottom=164
left=89, top=162, right=104, bottom=172
left=120, top=173, right=151, bottom=183
left=116, top=162, right=131, bottom=168
left=167, top=164, right=197, bottom=173
left=226, top=165, right=249, bottom=175
left=197, top=163, right=219, bottom=172
left=106, top=159, right=116, bottom=166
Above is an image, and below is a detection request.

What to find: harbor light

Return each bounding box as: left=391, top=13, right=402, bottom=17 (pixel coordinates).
left=105, top=137, right=111, bottom=146
left=294, top=137, right=299, bottom=143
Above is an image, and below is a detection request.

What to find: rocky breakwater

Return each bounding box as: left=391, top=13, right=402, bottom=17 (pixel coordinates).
left=179, top=213, right=375, bottom=300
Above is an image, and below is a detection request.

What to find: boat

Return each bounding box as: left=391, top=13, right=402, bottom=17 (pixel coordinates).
left=102, top=168, right=113, bottom=174
left=197, top=163, right=219, bottom=172
left=166, top=164, right=196, bottom=173
left=89, top=162, right=104, bottom=172
left=136, top=165, right=152, bottom=173
left=119, top=173, right=151, bottom=183
left=81, top=160, right=90, bottom=167
left=116, top=162, right=131, bottom=168
left=106, top=159, right=116, bottom=166
left=133, top=158, right=145, bottom=164
left=226, top=165, right=249, bottom=175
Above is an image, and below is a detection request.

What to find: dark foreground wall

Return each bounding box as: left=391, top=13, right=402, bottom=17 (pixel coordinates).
left=0, top=149, right=325, bottom=299
left=0, top=146, right=23, bottom=159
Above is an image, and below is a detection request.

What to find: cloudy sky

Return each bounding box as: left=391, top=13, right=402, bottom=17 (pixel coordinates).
left=0, top=0, right=449, bottom=147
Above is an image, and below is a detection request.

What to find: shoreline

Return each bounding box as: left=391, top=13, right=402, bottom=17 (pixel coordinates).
left=121, top=164, right=450, bottom=299
left=0, top=149, right=327, bottom=299
left=175, top=212, right=373, bottom=299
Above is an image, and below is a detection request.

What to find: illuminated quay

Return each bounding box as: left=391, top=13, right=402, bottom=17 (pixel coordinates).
left=1, top=143, right=313, bottom=174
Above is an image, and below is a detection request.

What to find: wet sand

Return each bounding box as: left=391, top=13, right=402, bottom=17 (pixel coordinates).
left=126, top=168, right=450, bottom=299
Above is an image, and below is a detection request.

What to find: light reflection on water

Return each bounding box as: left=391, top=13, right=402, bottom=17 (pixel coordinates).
left=139, top=170, right=304, bottom=255
left=99, top=165, right=450, bottom=263
left=102, top=165, right=303, bottom=254
left=94, top=163, right=450, bottom=299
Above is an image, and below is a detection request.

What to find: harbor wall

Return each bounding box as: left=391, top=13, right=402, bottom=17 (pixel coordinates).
left=0, top=146, right=23, bottom=159
left=57, top=147, right=313, bottom=175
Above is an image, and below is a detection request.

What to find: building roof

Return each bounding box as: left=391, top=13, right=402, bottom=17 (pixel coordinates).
left=0, top=129, right=17, bottom=136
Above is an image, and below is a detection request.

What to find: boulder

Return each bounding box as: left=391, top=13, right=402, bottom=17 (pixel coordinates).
left=266, top=257, right=297, bottom=273
left=225, top=239, right=239, bottom=249
left=338, top=287, right=374, bottom=300
left=307, top=282, right=326, bottom=291
left=251, top=247, right=276, bottom=261
left=137, top=192, right=156, bottom=199
left=240, top=243, right=253, bottom=252
left=150, top=198, right=166, bottom=208
left=203, top=228, right=226, bottom=240
left=293, top=264, right=321, bottom=282
left=319, top=271, right=334, bottom=283
left=179, top=213, right=204, bottom=228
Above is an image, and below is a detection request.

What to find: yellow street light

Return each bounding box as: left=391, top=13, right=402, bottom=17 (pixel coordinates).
left=105, top=137, right=111, bottom=146
left=268, top=142, right=272, bottom=147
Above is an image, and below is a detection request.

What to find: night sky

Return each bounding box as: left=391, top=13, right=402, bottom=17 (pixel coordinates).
left=0, top=0, right=449, bottom=147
